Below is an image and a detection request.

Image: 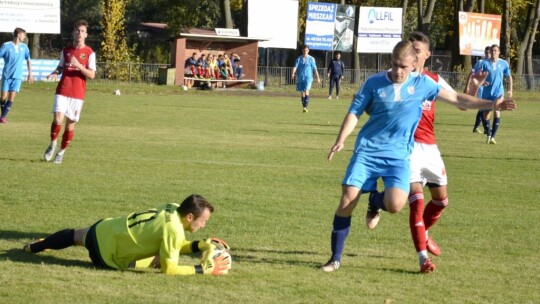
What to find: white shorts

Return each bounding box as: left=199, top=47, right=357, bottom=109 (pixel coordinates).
left=409, top=142, right=448, bottom=186
left=52, top=94, right=84, bottom=122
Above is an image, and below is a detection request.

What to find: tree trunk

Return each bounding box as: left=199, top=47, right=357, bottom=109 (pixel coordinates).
left=222, top=0, right=233, bottom=28
left=515, top=1, right=535, bottom=75
left=402, top=0, right=408, bottom=22
left=525, top=0, right=540, bottom=89
left=352, top=2, right=360, bottom=83
left=31, top=33, right=40, bottom=59
left=417, top=0, right=436, bottom=34
left=501, top=0, right=512, bottom=59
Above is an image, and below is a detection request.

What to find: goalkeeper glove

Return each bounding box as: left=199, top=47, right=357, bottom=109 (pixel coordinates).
left=197, top=238, right=230, bottom=252
left=209, top=237, right=230, bottom=250
left=196, top=248, right=231, bottom=275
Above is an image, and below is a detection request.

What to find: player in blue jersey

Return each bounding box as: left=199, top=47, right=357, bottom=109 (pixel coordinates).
left=0, top=27, right=33, bottom=124
left=475, top=44, right=513, bottom=144
left=292, top=45, right=320, bottom=112
left=465, top=46, right=491, bottom=134
left=327, top=51, right=345, bottom=99
left=321, top=40, right=516, bottom=272
left=23, top=194, right=231, bottom=276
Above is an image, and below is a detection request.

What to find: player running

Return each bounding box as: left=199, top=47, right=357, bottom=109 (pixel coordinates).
left=43, top=20, right=96, bottom=164
left=321, top=40, right=516, bottom=273
left=0, top=27, right=33, bottom=124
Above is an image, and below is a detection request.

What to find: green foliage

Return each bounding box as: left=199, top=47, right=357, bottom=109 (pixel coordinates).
left=163, top=0, right=222, bottom=36
left=0, top=82, right=539, bottom=303
left=100, top=0, right=141, bottom=81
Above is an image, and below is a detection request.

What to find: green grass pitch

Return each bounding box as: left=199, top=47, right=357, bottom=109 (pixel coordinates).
left=0, top=82, right=539, bottom=303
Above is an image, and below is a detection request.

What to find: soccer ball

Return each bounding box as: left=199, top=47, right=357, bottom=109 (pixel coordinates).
left=202, top=249, right=232, bottom=274
left=181, top=85, right=188, bottom=91
left=114, top=89, right=121, bottom=96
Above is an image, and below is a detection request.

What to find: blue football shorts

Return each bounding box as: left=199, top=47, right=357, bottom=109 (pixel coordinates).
left=296, top=78, right=313, bottom=92
left=343, top=154, right=411, bottom=193
left=1, top=78, right=22, bottom=93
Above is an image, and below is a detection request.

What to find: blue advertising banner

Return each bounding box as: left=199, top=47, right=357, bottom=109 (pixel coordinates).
left=305, top=2, right=336, bottom=51
left=0, top=59, right=60, bottom=81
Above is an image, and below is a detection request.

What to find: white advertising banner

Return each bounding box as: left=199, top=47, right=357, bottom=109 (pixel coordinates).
left=0, top=0, right=61, bottom=34
left=357, top=7, right=402, bottom=54
left=248, top=0, right=299, bottom=49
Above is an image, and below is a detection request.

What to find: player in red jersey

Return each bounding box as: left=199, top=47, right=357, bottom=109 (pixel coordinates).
left=406, top=32, right=486, bottom=273
left=43, top=20, right=96, bottom=164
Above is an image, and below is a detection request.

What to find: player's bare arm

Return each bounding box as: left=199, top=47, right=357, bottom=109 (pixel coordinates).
left=328, top=113, right=359, bottom=161
left=438, top=88, right=516, bottom=111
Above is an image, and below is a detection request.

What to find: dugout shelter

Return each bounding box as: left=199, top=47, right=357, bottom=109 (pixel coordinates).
left=172, top=28, right=265, bottom=87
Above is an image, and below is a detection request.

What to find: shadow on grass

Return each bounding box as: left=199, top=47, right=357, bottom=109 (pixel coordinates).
left=0, top=157, right=43, bottom=163
left=230, top=247, right=365, bottom=268
left=1, top=229, right=96, bottom=269
left=0, top=230, right=52, bottom=241
left=379, top=267, right=420, bottom=275
left=0, top=248, right=94, bottom=269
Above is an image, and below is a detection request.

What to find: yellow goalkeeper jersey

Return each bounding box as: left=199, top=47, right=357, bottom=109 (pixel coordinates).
left=95, top=203, right=189, bottom=270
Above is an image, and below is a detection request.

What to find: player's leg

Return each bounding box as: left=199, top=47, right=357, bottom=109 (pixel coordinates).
left=473, top=110, right=484, bottom=133
left=424, top=185, right=448, bottom=230
left=53, top=119, right=76, bottom=164
left=409, top=182, right=430, bottom=264
left=328, top=78, right=335, bottom=99
left=366, top=158, right=411, bottom=229
left=304, top=89, right=311, bottom=108
left=45, top=95, right=67, bottom=161
left=490, top=109, right=501, bottom=143
left=23, top=227, right=87, bottom=253
left=0, top=79, right=21, bottom=123
left=483, top=110, right=492, bottom=142
left=53, top=97, right=82, bottom=164
left=335, top=78, right=341, bottom=99
left=297, top=80, right=307, bottom=111
left=424, top=184, right=447, bottom=256
left=303, top=81, right=313, bottom=111
left=321, top=185, right=361, bottom=272
left=0, top=90, right=7, bottom=118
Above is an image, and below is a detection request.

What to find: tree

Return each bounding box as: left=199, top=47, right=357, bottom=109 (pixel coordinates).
left=222, top=0, right=233, bottom=28
left=512, top=0, right=540, bottom=88
left=162, top=0, right=221, bottom=36
left=100, top=0, right=138, bottom=81
left=417, top=0, right=436, bottom=34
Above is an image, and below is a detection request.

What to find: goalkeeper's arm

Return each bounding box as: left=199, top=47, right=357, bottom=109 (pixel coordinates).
left=160, top=248, right=229, bottom=276
left=179, top=239, right=210, bottom=255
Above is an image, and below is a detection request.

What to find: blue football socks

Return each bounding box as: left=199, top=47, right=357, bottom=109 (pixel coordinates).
left=330, top=215, right=351, bottom=262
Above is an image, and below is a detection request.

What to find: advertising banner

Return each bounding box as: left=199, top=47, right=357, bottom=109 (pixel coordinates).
left=305, top=2, right=356, bottom=52
left=458, top=11, right=502, bottom=56
left=333, top=4, right=356, bottom=52
left=248, top=0, right=299, bottom=49
left=357, top=7, right=402, bottom=54
left=305, top=2, right=335, bottom=51
left=0, top=0, right=61, bottom=34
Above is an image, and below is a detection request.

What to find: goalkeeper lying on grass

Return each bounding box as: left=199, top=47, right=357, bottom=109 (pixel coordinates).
left=23, top=194, right=231, bottom=275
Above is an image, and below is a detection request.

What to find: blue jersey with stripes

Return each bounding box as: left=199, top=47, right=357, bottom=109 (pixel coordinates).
left=348, top=71, right=441, bottom=160
left=294, top=55, right=317, bottom=81
left=475, top=58, right=511, bottom=100
left=0, top=42, right=30, bottom=80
